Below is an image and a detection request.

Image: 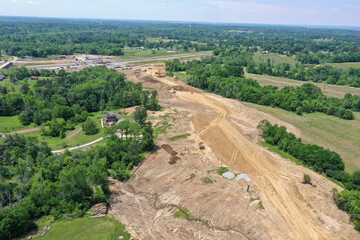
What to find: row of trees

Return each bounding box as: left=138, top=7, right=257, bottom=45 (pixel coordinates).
left=166, top=59, right=358, bottom=120
left=247, top=61, right=360, bottom=88
left=296, top=52, right=360, bottom=64
left=0, top=111, right=156, bottom=239
left=257, top=120, right=360, bottom=231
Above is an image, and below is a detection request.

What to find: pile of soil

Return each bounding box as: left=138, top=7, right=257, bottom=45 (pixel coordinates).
left=161, top=144, right=180, bottom=165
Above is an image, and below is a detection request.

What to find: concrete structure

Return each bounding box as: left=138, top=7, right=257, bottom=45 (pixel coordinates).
left=74, top=55, right=103, bottom=64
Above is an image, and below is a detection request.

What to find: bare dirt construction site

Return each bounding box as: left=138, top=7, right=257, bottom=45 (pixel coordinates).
left=108, top=64, right=360, bottom=240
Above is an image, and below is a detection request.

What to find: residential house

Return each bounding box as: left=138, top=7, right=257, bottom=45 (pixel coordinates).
left=104, top=112, right=118, bottom=126
left=29, top=76, right=39, bottom=80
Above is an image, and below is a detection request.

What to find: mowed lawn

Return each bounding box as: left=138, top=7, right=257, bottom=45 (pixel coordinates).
left=21, top=126, right=106, bottom=150
left=244, top=102, right=360, bottom=173
left=244, top=71, right=360, bottom=98
left=4, top=108, right=132, bottom=150
left=253, top=52, right=298, bottom=66
left=38, top=217, right=131, bottom=240
left=0, top=115, right=38, bottom=133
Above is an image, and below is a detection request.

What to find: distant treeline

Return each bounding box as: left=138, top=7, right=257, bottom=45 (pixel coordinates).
left=258, top=120, right=360, bottom=231
left=247, top=61, right=360, bottom=87
left=2, top=17, right=360, bottom=61
left=166, top=59, right=359, bottom=120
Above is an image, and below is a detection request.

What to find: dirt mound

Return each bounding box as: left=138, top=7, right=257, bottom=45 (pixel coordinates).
left=90, top=202, right=107, bottom=216
left=141, top=75, right=157, bottom=83
left=161, top=144, right=181, bottom=165
left=161, top=144, right=178, bottom=156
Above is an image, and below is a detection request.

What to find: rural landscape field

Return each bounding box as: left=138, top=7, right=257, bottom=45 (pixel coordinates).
left=1, top=1, right=360, bottom=240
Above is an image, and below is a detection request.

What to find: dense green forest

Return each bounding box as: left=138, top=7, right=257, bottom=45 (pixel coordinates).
left=166, top=58, right=359, bottom=120
left=0, top=66, right=158, bottom=239
left=258, top=120, right=360, bottom=231
left=0, top=66, right=160, bottom=136
left=0, top=115, right=155, bottom=239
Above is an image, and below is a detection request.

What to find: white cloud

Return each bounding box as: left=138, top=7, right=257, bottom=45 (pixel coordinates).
left=331, top=8, right=341, bottom=12
left=27, top=1, right=37, bottom=5
left=12, top=0, right=19, bottom=3
left=160, top=2, right=166, bottom=6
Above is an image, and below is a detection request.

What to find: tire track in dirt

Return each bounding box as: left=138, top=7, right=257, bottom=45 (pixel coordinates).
left=177, top=91, right=337, bottom=240
left=66, top=126, right=82, bottom=138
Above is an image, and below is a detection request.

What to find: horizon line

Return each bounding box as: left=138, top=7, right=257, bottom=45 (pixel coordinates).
left=1, top=15, right=360, bottom=31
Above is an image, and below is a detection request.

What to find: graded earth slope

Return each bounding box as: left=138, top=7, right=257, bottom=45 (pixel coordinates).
left=107, top=65, right=359, bottom=240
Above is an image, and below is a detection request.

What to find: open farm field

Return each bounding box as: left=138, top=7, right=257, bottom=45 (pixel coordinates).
left=325, top=62, right=360, bottom=70
left=245, top=71, right=360, bottom=98
left=122, top=49, right=184, bottom=58
left=253, top=52, right=298, bottom=66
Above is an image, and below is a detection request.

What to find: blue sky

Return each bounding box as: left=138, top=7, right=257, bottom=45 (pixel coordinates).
left=1, top=0, right=360, bottom=26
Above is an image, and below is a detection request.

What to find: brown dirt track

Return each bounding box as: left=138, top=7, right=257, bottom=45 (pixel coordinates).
left=108, top=65, right=360, bottom=240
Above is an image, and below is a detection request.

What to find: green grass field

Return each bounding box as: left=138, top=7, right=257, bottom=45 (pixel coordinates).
left=325, top=62, right=360, bottom=70
left=244, top=102, right=360, bottom=173
left=253, top=52, right=298, bottom=66
left=0, top=77, right=38, bottom=93
left=168, top=133, right=190, bottom=141
left=0, top=115, right=38, bottom=133
left=37, top=217, right=131, bottom=240
left=122, top=49, right=183, bottom=58
left=244, top=71, right=360, bottom=98
left=22, top=126, right=106, bottom=150
left=174, top=71, right=190, bottom=83
left=146, top=37, right=176, bottom=43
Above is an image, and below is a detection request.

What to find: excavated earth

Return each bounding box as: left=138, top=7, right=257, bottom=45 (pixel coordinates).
left=107, top=65, right=360, bottom=240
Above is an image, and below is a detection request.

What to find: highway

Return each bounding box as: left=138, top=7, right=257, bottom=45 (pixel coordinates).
left=24, top=51, right=212, bottom=70
left=0, top=57, right=17, bottom=70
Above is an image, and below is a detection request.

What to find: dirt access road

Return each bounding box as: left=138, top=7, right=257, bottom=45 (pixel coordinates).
left=108, top=65, right=359, bottom=240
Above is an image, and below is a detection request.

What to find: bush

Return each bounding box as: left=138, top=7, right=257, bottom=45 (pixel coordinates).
left=82, top=118, right=99, bottom=135
left=303, top=174, right=313, bottom=186
left=217, top=167, right=229, bottom=176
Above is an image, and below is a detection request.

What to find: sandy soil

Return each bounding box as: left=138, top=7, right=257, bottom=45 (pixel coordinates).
left=107, top=65, right=360, bottom=240
left=9, top=127, right=42, bottom=134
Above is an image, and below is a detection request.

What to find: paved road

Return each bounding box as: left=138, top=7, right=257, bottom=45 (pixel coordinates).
left=0, top=57, right=17, bottom=70
left=51, top=133, right=142, bottom=154
left=51, top=137, right=105, bottom=153
left=25, top=52, right=212, bottom=70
